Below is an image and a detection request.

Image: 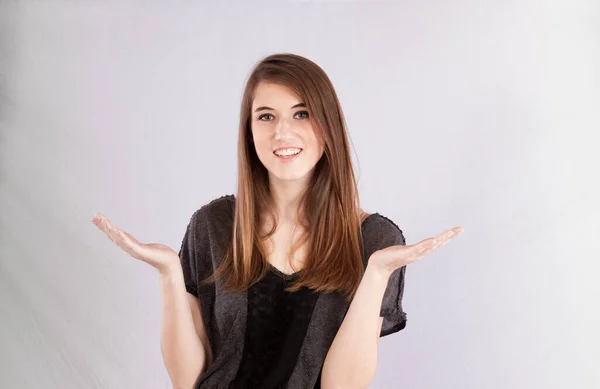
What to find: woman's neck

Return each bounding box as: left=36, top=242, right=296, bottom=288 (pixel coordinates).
left=268, top=176, right=309, bottom=223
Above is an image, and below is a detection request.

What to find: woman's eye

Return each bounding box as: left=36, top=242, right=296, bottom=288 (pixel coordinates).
left=258, top=113, right=274, bottom=121
left=258, top=111, right=309, bottom=121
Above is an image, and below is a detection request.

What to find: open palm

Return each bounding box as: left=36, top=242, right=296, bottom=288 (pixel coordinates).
left=91, top=213, right=179, bottom=273
left=369, top=226, right=464, bottom=275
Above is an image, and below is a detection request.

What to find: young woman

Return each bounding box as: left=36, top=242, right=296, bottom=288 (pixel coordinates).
left=92, top=53, right=463, bottom=389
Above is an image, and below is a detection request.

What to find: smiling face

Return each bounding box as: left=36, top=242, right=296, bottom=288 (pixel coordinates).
left=250, top=82, right=325, bottom=184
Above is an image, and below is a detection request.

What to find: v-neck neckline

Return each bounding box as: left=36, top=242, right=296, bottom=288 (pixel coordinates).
left=267, top=212, right=379, bottom=280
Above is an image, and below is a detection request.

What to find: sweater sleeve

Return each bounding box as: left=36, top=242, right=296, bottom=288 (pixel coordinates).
left=178, top=195, right=235, bottom=299
left=365, top=214, right=408, bottom=337
left=178, top=209, right=202, bottom=297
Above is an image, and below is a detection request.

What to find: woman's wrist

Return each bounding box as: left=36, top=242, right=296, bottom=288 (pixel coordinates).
left=365, top=260, right=393, bottom=283
left=158, top=259, right=183, bottom=279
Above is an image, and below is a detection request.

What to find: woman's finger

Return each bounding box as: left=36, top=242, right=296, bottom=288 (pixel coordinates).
left=92, top=214, right=138, bottom=254
left=392, top=226, right=464, bottom=265
left=119, top=230, right=137, bottom=246
left=414, top=238, right=437, bottom=254
left=91, top=214, right=107, bottom=234
left=413, top=230, right=453, bottom=255
left=92, top=214, right=113, bottom=236
left=116, top=230, right=147, bottom=260
left=115, top=230, right=140, bottom=258
left=93, top=215, right=117, bottom=243
left=424, top=228, right=461, bottom=254
left=434, top=231, right=453, bottom=247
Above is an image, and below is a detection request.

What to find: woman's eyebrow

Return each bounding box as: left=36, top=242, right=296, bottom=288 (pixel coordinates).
left=253, top=102, right=306, bottom=112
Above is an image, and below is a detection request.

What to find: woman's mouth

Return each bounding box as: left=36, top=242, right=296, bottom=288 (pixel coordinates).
left=273, top=148, right=303, bottom=161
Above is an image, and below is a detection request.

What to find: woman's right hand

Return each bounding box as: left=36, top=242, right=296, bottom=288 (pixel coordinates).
left=91, top=213, right=180, bottom=274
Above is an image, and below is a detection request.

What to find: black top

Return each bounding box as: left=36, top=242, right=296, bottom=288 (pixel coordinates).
left=179, top=194, right=408, bottom=388
left=229, top=267, right=319, bottom=389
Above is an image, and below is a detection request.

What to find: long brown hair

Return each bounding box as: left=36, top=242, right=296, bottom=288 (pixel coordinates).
left=203, top=53, right=364, bottom=301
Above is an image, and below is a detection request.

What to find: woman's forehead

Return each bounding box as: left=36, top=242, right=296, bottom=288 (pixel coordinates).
left=252, top=82, right=303, bottom=110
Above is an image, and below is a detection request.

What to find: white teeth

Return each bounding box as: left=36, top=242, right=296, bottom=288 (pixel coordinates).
left=274, top=148, right=301, bottom=156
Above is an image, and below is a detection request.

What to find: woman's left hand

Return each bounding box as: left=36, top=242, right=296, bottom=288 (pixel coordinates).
left=368, top=226, right=464, bottom=276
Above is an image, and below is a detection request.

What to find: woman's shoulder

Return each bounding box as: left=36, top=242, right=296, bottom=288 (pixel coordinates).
left=363, top=212, right=402, bottom=232
left=191, top=193, right=236, bottom=227
left=202, top=193, right=235, bottom=211
left=361, top=211, right=406, bottom=246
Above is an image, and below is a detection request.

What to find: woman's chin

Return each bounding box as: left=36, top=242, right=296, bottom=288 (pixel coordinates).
left=268, top=168, right=313, bottom=183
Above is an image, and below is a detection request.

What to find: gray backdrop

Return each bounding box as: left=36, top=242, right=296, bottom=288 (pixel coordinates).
left=1, top=1, right=598, bottom=388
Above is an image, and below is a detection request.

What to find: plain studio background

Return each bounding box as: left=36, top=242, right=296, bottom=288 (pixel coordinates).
left=0, top=1, right=598, bottom=388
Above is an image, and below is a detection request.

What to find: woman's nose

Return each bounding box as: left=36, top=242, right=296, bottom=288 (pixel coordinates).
left=275, top=117, right=294, bottom=140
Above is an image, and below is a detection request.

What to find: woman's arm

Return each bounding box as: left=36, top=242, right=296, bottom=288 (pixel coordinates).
left=90, top=213, right=211, bottom=389
left=323, top=225, right=462, bottom=388
left=321, top=263, right=391, bottom=389
left=160, top=263, right=211, bottom=389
